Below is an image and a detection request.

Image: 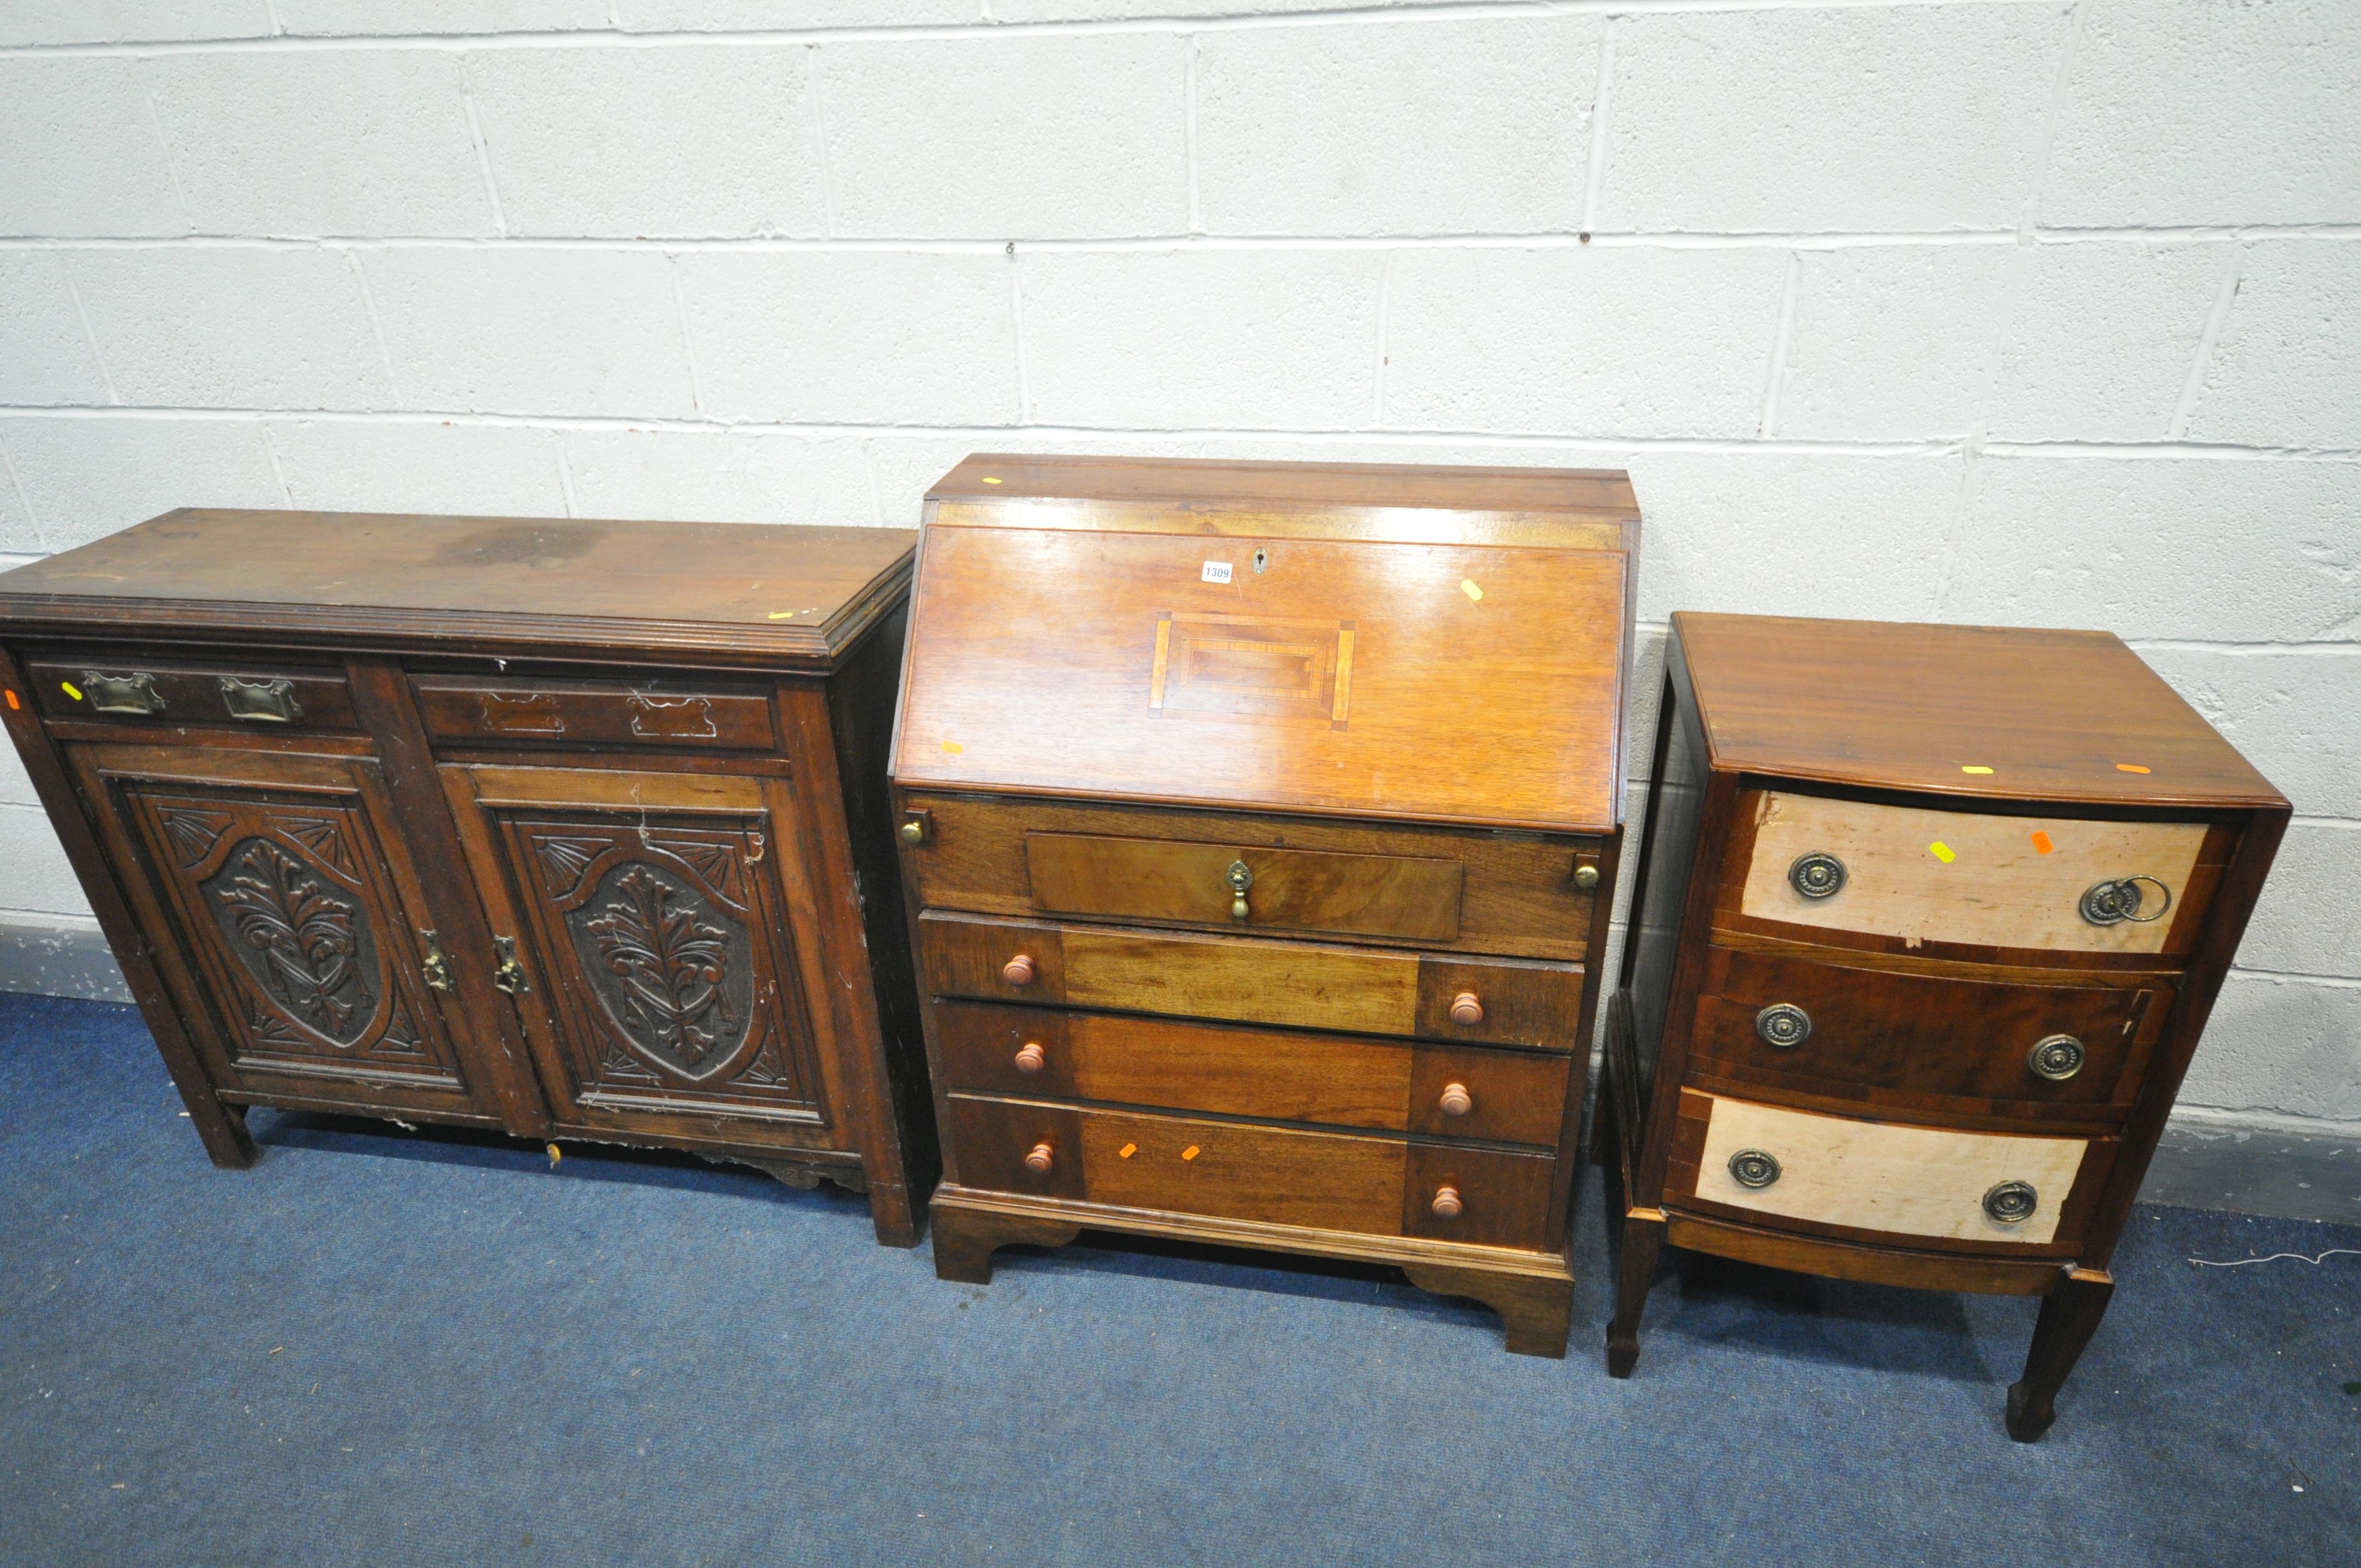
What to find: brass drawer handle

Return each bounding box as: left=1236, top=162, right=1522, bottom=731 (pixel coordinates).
left=1430, top=1184, right=1463, bottom=1219
left=1728, top=1148, right=1782, bottom=1189
left=1225, top=858, right=1253, bottom=921
left=1983, top=1180, right=2038, bottom=1224
left=1788, top=852, right=1845, bottom=900
left=220, top=675, right=301, bottom=724
left=2080, top=876, right=2171, bottom=927
left=1013, top=1041, right=1046, bottom=1074
left=491, top=935, right=531, bottom=995
left=2028, top=1034, right=2086, bottom=1081
left=81, top=669, right=164, bottom=716
left=1024, top=1140, right=1055, bottom=1174
left=1449, top=991, right=1483, bottom=1026
left=899, top=820, right=924, bottom=843
left=419, top=929, right=454, bottom=992
left=1438, top=1082, right=1472, bottom=1117
left=1001, top=952, right=1036, bottom=987
left=1754, top=1003, right=1811, bottom=1049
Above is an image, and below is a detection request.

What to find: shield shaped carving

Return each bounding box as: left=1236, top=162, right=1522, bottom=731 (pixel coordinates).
left=566, top=860, right=755, bottom=1081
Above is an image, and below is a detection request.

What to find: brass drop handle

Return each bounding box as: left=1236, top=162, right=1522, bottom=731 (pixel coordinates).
left=899, top=821, right=923, bottom=843
left=1025, top=1141, right=1055, bottom=1173
left=1573, top=863, right=1601, bottom=891
left=1001, top=953, right=1036, bottom=987
left=1438, top=1082, right=1473, bottom=1117
left=1225, top=858, right=1254, bottom=922
left=491, top=935, right=531, bottom=995
left=1983, top=1180, right=2038, bottom=1224
left=1430, top=1185, right=1464, bottom=1219
left=1449, top=992, right=1484, bottom=1026
left=220, top=676, right=301, bottom=724
left=1014, top=1041, right=1046, bottom=1074
left=418, top=929, right=454, bottom=992
left=80, top=669, right=164, bottom=716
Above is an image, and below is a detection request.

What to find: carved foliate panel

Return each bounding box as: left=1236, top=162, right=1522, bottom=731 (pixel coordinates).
left=492, top=812, right=820, bottom=1119
left=122, top=786, right=462, bottom=1084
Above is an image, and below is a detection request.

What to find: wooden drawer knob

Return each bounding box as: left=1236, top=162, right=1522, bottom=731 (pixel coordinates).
left=1430, top=1185, right=1464, bottom=1219
left=1449, top=992, right=1484, bottom=1026
left=1013, top=1041, right=1046, bottom=1074
left=1024, top=1141, right=1054, bottom=1173
left=1001, top=953, right=1036, bottom=986
left=1438, top=1082, right=1473, bottom=1117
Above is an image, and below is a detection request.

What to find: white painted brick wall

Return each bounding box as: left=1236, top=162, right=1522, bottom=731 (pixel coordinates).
left=0, top=1, right=2354, bottom=1138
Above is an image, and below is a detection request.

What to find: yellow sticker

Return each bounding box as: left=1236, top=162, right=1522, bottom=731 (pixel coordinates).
left=1460, top=579, right=1483, bottom=602
left=61, top=680, right=83, bottom=701
left=1960, top=765, right=1994, bottom=775
left=545, top=1143, right=562, bottom=1167
left=981, top=476, right=1003, bottom=484
left=1118, top=1143, right=1137, bottom=1159
left=940, top=739, right=964, bottom=755
left=1180, top=1146, right=1200, bottom=1161
left=1928, top=842, right=1956, bottom=864
left=767, top=611, right=797, bottom=620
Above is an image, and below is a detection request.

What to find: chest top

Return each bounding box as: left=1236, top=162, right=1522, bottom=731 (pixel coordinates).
left=1672, top=612, right=2284, bottom=809
left=892, top=454, right=1640, bottom=832
left=0, top=508, right=915, bottom=668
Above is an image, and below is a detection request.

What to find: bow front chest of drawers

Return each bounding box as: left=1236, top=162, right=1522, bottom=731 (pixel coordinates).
left=891, top=455, right=1639, bottom=1354
left=1604, top=613, right=2286, bottom=1435
left=0, top=509, right=936, bottom=1245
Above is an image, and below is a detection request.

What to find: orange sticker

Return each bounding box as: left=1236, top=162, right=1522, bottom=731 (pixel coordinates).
left=2, top=689, right=16, bottom=711
left=2030, top=831, right=2054, bottom=856
left=1180, top=1146, right=1200, bottom=1161
left=1118, top=1143, right=1136, bottom=1159
left=2116, top=763, right=2151, bottom=774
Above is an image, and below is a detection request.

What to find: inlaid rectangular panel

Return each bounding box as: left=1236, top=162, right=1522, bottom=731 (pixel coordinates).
left=1685, top=1093, right=2091, bottom=1246
left=1737, top=790, right=2211, bottom=955
left=1024, top=831, right=1462, bottom=942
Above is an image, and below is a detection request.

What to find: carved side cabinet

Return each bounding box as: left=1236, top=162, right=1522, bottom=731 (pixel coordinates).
left=0, top=509, right=936, bottom=1244
left=1604, top=613, right=2286, bottom=1436
left=890, top=454, right=1638, bottom=1354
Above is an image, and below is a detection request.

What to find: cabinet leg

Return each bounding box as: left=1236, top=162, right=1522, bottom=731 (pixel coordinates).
left=929, top=1196, right=1081, bottom=1285
left=866, top=1181, right=921, bottom=1250
left=192, top=1096, right=258, bottom=1170
left=1400, top=1262, right=1574, bottom=1358
left=2006, top=1267, right=2114, bottom=1442
left=1606, top=1211, right=1664, bottom=1379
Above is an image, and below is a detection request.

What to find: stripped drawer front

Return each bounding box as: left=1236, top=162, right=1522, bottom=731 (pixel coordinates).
left=916, top=910, right=1582, bottom=1049
left=1678, top=1092, right=2094, bottom=1247
left=933, top=999, right=1569, bottom=1146
left=948, top=1093, right=1555, bottom=1251
left=1025, top=831, right=1462, bottom=943
left=412, top=674, right=776, bottom=750
left=1738, top=790, right=2210, bottom=955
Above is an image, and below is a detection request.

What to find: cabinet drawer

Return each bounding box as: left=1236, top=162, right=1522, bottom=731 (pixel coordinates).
left=1671, top=1091, right=2106, bottom=1250
left=917, top=910, right=1583, bottom=1049
left=900, top=792, right=1601, bottom=961
left=28, top=654, right=357, bottom=731
left=933, top=999, right=1569, bottom=1146
left=948, top=1093, right=1555, bottom=1250
left=1735, top=790, right=2213, bottom=956
left=412, top=674, right=775, bottom=750
left=1688, top=943, right=2167, bottom=1115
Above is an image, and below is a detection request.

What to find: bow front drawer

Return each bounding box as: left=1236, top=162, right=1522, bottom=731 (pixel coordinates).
left=411, top=674, right=775, bottom=750
left=1732, top=790, right=2218, bottom=957
left=28, top=654, right=356, bottom=731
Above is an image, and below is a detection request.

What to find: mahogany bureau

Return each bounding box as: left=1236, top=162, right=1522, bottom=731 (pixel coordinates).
left=1604, top=613, right=2287, bottom=1436
left=890, top=454, right=1638, bottom=1354
left=0, top=509, right=937, bottom=1245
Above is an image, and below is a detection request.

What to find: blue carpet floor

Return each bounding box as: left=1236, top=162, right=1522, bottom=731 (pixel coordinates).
left=1, top=992, right=2355, bottom=1567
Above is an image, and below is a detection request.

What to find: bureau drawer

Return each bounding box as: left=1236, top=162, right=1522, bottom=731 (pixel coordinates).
left=948, top=1093, right=1555, bottom=1250
left=28, top=654, right=357, bottom=731
left=1669, top=1090, right=2109, bottom=1252
left=917, top=910, right=1584, bottom=1049
left=1733, top=790, right=2215, bottom=957
left=411, top=673, right=776, bottom=750
left=1688, top=942, right=2168, bottom=1115
left=899, top=792, right=1601, bottom=961
left=933, top=999, right=1569, bottom=1146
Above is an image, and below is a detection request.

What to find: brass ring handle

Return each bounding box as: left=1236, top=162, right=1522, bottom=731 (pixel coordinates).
left=1001, top=953, right=1036, bottom=986
left=1225, top=858, right=1254, bottom=922
left=1430, top=1185, right=1463, bottom=1219
left=1573, top=863, right=1601, bottom=891
left=1449, top=992, right=1484, bottom=1026
left=1754, top=1003, right=1811, bottom=1049
left=1013, top=1041, right=1046, bottom=1074
left=2028, top=1034, right=2086, bottom=1081
left=899, top=820, right=923, bottom=843
left=1983, top=1180, right=2038, bottom=1224
left=2079, top=875, right=2173, bottom=927
left=1788, top=852, right=1846, bottom=900
left=1728, top=1148, right=1781, bottom=1189
left=1438, top=1082, right=1472, bottom=1117
left=1024, top=1141, right=1055, bottom=1174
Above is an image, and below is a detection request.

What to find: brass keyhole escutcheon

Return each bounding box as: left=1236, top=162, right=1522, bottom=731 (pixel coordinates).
left=1225, top=859, right=1254, bottom=922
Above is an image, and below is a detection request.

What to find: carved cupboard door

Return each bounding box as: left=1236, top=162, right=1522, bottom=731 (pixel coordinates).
left=68, top=744, right=496, bottom=1119
left=438, top=764, right=839, bottom=1147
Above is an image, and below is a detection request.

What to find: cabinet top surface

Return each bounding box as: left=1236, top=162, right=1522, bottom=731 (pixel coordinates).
left=896, top=456, right=1636, bottom=831
left=1673, top=612, right=2285, bottom=809
left=0, top=508, right=915, bottom=666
